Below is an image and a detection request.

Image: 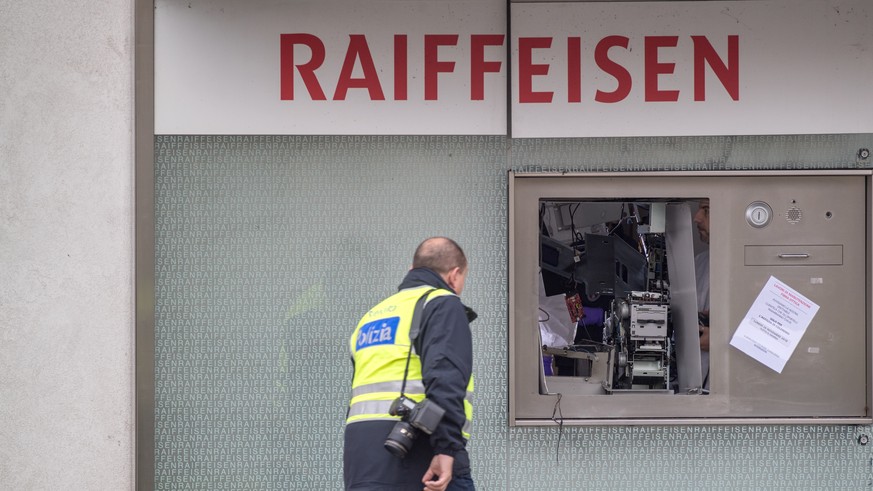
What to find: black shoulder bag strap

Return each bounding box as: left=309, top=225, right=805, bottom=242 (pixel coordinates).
left=399, top=288, right=436, bottom=398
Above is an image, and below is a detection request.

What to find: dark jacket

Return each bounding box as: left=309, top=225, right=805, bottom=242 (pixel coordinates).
left=344, top=268, right=474, bottom=490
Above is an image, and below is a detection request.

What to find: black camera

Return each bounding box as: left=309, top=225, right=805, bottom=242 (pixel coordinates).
left=383, top=396, right=446, bottom=459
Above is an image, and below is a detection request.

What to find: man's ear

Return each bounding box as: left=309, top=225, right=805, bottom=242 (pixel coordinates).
left=444, top=266, right=462, bottom=291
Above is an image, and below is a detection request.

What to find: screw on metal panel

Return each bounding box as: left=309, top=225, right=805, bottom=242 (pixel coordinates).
left=858, top=434, right=869, bottom=445
left=860, top=148, right=870, bottom=160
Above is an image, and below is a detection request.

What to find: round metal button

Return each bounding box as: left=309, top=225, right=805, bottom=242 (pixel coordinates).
left=745, top=201, right=772, bottom=228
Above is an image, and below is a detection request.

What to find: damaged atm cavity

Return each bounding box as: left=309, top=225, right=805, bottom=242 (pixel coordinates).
left=539, top=200, right=703, bottom=396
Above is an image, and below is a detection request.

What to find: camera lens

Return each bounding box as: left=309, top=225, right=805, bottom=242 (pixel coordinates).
left=384, top=421, right=417, bottom=459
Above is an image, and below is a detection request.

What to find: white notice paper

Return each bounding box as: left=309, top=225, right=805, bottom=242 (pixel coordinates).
left=730, top=276, right=820, bottom=373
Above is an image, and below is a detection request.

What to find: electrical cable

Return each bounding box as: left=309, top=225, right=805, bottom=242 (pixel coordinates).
left=551, top=393, right=564, bottom=464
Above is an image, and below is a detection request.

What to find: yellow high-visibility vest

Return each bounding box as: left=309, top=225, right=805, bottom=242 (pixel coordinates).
left=347, top=286, right=474, bottom=439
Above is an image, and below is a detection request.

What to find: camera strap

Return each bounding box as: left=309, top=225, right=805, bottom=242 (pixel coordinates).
left=399, top=288, right=436, bottom=398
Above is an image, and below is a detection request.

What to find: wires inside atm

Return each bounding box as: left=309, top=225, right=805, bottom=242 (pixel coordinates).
left=551, top=392, right=564, bottom=464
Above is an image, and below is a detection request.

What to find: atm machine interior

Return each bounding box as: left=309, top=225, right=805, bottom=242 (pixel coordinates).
left=538, top=199, right=704, bottom=396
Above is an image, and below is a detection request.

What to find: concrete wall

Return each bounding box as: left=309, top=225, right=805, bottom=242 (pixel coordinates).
left=0, top=1, right=134, bottom=488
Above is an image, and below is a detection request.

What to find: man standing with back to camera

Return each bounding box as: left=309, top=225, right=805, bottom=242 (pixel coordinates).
left=344, top=237, right=476, bottom=491
left=693, top=199, right=711, bottom=389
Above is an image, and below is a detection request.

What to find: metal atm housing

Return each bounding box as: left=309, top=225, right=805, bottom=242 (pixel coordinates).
left=509, top=171, right=873, bottom=424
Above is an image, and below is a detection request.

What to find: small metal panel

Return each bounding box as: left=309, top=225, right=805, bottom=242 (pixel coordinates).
left=726, top=175, right=867, bottom=418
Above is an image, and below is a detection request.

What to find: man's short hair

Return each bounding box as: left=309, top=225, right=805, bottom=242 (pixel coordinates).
left=412, top=237, right=467, bottom=275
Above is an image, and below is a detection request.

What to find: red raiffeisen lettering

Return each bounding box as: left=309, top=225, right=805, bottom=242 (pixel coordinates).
left=279, top=33, right=737, bottom=104
left=518, top=35, right=739, bottom=103
left=280, top=33, right=505, bottom=101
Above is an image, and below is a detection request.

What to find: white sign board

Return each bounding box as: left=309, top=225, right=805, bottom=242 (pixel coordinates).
left=155, top=0, right=507, bottom=135
left=730, top=276, right=820, bottom=373
left=511, top=0, right=873, bottom=137
left=156, top=0, right=871, bottom=137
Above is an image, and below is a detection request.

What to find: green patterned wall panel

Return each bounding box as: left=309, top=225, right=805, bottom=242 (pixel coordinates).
left=156, top=134, right=873, bottom=490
